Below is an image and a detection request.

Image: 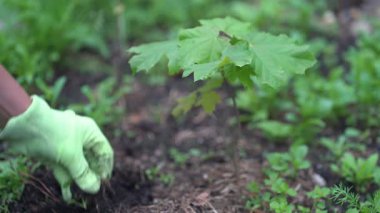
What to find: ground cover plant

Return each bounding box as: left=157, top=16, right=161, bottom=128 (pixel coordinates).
left=2, top=0, right=380, bottom=212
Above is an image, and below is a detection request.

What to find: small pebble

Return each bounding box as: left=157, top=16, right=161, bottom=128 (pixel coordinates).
left=312, top=173, right=326, bottom=187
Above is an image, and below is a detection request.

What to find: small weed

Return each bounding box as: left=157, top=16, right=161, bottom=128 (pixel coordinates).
left=145, top=166, right=160, bottom=181
left=70, top=77, right=131, bottom=127
left=306, top=186, right=330, bottom=212
left=320, top=128, right=367, bottom=159
left=329, top=184, right=380, bottom=212
left=320, top=137, right=365, bottom=160
left=331, top=153, right=379, bottom=191
left=159, top=173, right=175, bottom=186
left=0, top=156, right=29, bottom=212
left=269, top=196, right=294, bottom=213
left=145, top=166, right=175, bottom=186
left=169, top=148, right=189, bottom=167
left=266, top=145, right=310, bottom=177
left=264, top=173, right=296, bottom=197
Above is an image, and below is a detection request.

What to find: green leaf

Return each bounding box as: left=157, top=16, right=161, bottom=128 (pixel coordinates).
left=198, top=78, right=223, bottom=92
left=346, top=209, right=359, bottom=213
left=199, top=17, right=253, bottom=38
left=223, top=41, right=253, bottom=67
left=246, top=181, right=260, bottom=193
left=171, top=79, right=223, bottom=117
left=341, top=153, right=357, bottom=172
left=172, top=93, right=197, bottom=117
left=128, top=18, right=314, bottom=90
left=366, top=154, right=378, bottom=168
left=224, top=65, right=255, bottom=88
left=178, top=27, right=228, bottom=67
left=266, top=153, right=290, bottom=172
left=373, top=190, right=380, bottom=211
left=290, top=145, right=311, bottom=170
left=247, top=33, right=316, bottom=88
left=177, top=17, right=252, bottom=74
left=374, top=168, right=380, bottom=185
left=270, top=196, right=294, bottom=213
left=307, top=186, right=330, bottom=199
left=257, top=120, right=292, bottom=139
left=196, top=91, right=221, bottom=114
left=357, top=154, right=378, bottom=183
left=290, top=145, right=308, bottom=160
left=128, top=40, right=178, bottom=73
left=183, top=61, right=220, bottom=81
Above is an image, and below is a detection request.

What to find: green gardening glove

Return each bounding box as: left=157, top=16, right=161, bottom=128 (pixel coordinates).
left=0, top=95, right=114, bottom=202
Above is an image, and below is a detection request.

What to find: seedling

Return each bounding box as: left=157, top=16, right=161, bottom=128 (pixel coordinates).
left=306, top=186, right=330, bottom=212
left=238, top=68, right=355, bottom=145
left=169, top=148, right=189, bottom=167
left=331, top=184, right=380, bottom=212
left=347, top=32, right=380, bottom=128
left=70, top=77, right=131, bottom=127
left=129, top=17, right=315, bottom=176
left=145, top=166, right=160, bottom=181
left=288, top=145, right=311, bottom=173
left=307, top=186, right=330, bottom=200
left=245, top=181, right=270, bottom=211
left=245, top=163, right=330, bottom=212
left=0, top=157, right=29, bottom=212
left=320, top=128, right=367, bottom=160
left=168, top=148, right=207, bottom=167
left=129, top=17, right=315, bottom=116
left=264, top=173, right=296, bottom=197
left=256, top=120, right=293, bottom=140
left=159, top=173, right=175, bottom=186
left=320, top=137, right=365, bottom=160
left=245, top=177, right=296, bottom=212
left=145, top=166, right=175, bottom=186
left=266, top=145, right=311, bottom=177
left=296, top=205, right=311, bottom=213
left=35, top=76, right=67, bottom=108
left=331, top=153, right=379, bottom=191
left=269, top=196, right=294, bottom=213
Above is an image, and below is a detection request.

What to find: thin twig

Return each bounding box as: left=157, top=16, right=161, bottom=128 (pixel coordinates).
left=206, top=201, right=219, bottom=213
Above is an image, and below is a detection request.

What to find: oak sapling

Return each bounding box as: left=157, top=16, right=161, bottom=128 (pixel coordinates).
left=128, top=17, right=316, bottom=175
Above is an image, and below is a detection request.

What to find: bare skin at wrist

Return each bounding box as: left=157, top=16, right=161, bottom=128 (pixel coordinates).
left=0, top=65, right=32, bottom=128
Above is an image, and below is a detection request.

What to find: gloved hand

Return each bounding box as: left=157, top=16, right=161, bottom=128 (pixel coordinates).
left=0, top=95, right=114, bottom=202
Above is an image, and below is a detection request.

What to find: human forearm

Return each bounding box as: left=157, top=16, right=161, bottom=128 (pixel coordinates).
left=0, top=65, right=31, bottom=128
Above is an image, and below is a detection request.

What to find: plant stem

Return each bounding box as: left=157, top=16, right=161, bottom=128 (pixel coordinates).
left=231, top=90, right=241, bottom=177
left=112, top=0, right=129, bottom=91
left=222, top=74, right=241, bottom=179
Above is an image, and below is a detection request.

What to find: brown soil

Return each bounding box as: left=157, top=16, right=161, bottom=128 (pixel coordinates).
left=8, top=73, right=343, bottom=213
